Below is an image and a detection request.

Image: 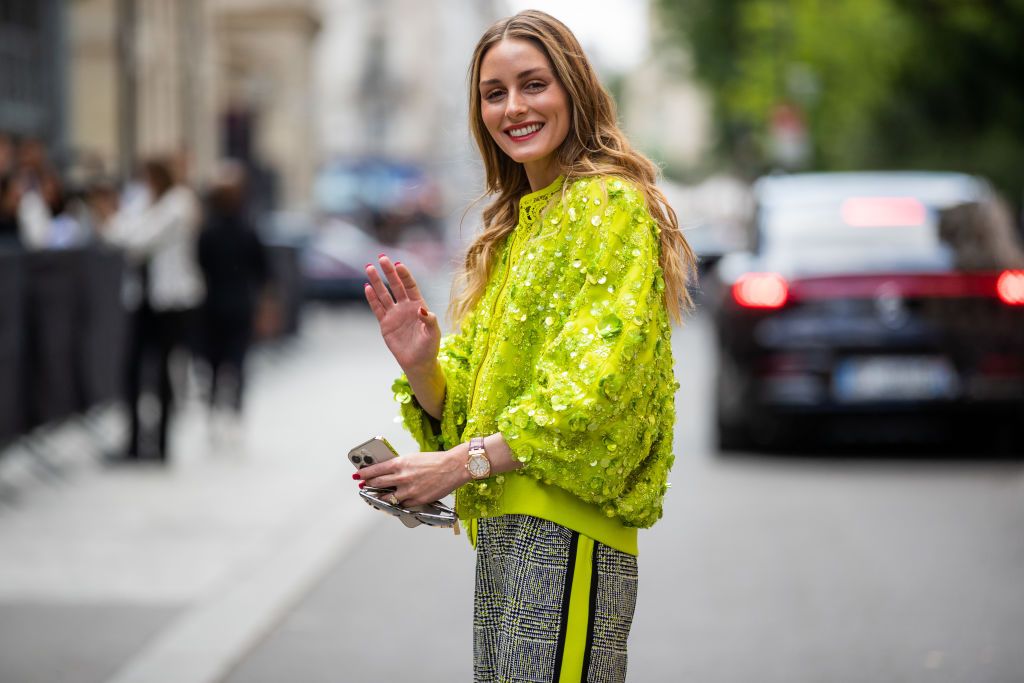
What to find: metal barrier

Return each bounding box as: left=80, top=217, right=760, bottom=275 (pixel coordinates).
left=0, top=245, right=302, bottom=454
left=78, top=249, right=128, bottom=408
left=0, top=250, right=25, bottom=445
left=23, top=250, right=85, bottom=430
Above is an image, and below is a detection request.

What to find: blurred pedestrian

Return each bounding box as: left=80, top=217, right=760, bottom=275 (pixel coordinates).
left=357, top=11, right=695, bottom=682
left=0, top=173, right=22, bottom=247
left=197, top=160, right=271, bottom=446
left=41, top=175, right=91, bottom=248
left=0, top=133, right=15, bottom=176
left=96, top=157, right=205, bottom=462
left=12, top=138, right=61, bottom=250
left=2, top=137, right=91, bottom=249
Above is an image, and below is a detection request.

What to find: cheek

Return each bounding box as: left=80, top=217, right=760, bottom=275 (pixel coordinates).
left=556, top=93, right=570, bottom=124
left=549, top=96, right=571, bottom=140
left=481, top=107, right=504, bottom=139
left=542, top=90, right=570, bottom=128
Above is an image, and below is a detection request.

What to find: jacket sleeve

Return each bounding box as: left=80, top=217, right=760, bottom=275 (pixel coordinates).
left=496, top=180, right=673, bottom=509
left=392, top=308, right=477, bottom=452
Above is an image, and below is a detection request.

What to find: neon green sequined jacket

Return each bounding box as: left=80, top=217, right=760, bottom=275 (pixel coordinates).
left=392, top=174, right=678, bottom=554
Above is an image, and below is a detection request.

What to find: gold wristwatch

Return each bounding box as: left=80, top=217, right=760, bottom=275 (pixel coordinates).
left=466, top=436, right=491, bottom=480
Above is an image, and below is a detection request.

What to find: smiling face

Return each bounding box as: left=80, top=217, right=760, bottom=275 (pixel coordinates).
left=479, top=38, right=570, bottom=191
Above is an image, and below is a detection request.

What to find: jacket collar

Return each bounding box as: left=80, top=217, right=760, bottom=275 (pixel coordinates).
left=519, top=174, right=565, bottom=224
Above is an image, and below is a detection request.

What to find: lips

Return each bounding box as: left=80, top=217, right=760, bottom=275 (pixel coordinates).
left=505, top=122, right=545, bottom=142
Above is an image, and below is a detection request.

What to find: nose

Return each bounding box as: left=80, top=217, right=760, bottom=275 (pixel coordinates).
left=506, top=90, right=527, bottom=119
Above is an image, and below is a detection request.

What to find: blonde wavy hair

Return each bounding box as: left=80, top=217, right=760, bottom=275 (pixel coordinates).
left=449, top=9, right=696, bottom=327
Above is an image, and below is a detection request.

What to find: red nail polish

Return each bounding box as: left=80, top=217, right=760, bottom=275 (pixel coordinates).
left=352, top=472, right=361, bottom=480
left=394, top=261, right=402, bottom=266
left=358, top=482, right=365, bottom=489
left=378, top=253, right=386, bottom=258
left=365, top=263, right=373, bottom=269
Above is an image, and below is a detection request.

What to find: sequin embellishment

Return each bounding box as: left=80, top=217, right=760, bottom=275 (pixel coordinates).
left=392, top=175, right=677, bottom=528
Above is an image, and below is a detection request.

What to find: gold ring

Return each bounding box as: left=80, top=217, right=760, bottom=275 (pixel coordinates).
left=385, top=493, right=400, bottom=506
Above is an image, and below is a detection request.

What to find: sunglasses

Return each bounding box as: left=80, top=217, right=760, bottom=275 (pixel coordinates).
left=359, top=486, right=459, bottom=533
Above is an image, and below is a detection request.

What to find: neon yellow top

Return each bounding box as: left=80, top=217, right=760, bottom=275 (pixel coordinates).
left=391, top=174, right=678, bottom=555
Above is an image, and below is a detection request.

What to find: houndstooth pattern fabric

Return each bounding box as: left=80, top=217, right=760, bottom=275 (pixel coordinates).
left=473, top=514, right=638, bottom=683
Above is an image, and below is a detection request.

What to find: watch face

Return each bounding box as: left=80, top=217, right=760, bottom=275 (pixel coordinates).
left=468, top=454, right=490, bottom=478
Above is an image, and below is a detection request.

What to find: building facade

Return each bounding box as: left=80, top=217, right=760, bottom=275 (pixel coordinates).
left=0, top=0, right=68, bottom=159
left=68, top=0, right=320, bottom=209
left=619, top=2, right=713, bottom=178
left=316, top=0, right=502, bottom=191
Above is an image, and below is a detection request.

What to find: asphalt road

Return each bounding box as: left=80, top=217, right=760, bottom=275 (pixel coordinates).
left=224, top=311, right=1024, bottom=683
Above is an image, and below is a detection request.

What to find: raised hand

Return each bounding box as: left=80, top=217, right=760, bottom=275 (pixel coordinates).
left=363, top=255, right=441, bottom=374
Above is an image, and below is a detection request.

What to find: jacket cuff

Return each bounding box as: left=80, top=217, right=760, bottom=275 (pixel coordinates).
left=392, top=376, right=443, bottom=451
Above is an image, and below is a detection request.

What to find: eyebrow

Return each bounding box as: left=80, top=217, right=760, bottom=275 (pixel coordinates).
left=479, top=67, right=549, bottom=88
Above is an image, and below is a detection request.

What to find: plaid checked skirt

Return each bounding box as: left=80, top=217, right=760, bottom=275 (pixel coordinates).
left=473, top=514, right=638, bottom=683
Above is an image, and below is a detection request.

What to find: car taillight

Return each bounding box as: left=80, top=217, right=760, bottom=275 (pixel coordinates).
left=733, top=273, right=789, bottom=309
left=996, top=270, right=1024, bottom=305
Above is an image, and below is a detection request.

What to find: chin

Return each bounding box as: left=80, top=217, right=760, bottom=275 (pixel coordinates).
left=504, top=148, right=549, bottom=165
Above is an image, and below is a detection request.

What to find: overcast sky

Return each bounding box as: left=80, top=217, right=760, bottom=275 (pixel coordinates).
left=504, top=0, right=650, bottom=72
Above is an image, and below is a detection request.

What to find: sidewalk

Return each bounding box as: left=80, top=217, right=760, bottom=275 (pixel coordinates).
left=0, top=307, right=413, bottom=683
left=7, top=305, right=1023, bottom=682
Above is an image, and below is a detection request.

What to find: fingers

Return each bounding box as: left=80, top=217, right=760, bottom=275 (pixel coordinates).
left=393, top=261, right=424, bottom=302
left=363, top=283, right=386, bottom=320
left=365, top=254, right=437, bottom=328
left=377, top=255, right=408, bottom=302
left=357, top=458, right=398, bottom=481
left=417, top=306, right=440, bottom=332
left=354, top=452, right=448, bottom=507
left=364, top=473, right=402, bottom=491
left=364, top=260, right=393, bottom=310
left=357, top=461, right=417, bottom=505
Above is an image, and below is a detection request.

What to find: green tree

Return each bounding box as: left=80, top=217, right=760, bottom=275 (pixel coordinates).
left=870, top=0, right=1024, bottom=204
left=657, top=0, right=1024, bottom=205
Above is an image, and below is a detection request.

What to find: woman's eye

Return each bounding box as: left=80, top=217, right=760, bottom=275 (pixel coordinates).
left=525, top=81, right=546, bottom=92
left=484, top=89, right=505, bottom=102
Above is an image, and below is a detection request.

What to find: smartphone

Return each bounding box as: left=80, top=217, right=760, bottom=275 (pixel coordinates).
left=348, top=436, right=399, bottom=470
left=349, top=436, right=421, bottom=528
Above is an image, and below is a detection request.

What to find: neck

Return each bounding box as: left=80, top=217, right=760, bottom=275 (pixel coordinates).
left=524, top=157, right=561, bottom=193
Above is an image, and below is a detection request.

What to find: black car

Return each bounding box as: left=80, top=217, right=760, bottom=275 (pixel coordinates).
left=706, top=172, right=1024, bottom=451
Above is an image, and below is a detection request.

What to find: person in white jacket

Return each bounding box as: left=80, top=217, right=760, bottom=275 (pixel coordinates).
left=97, top=158, right=205, bottom=462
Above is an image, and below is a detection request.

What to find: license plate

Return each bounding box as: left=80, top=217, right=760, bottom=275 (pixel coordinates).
left=832, top=356, right=959, bottom=403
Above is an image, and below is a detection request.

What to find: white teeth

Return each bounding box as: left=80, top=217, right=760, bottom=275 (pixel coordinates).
left=509, top=123, right=542, bottom=137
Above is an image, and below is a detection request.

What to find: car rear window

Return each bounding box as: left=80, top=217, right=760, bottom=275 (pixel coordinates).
left=761, top=197, right=1024, bottom=270
left=762, top=199, right=940, bottom=251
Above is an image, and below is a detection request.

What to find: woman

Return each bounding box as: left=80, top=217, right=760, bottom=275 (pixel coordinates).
left=358, top=10, right=695, bottom=682
left=99, top=157, right=204, bottom=461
